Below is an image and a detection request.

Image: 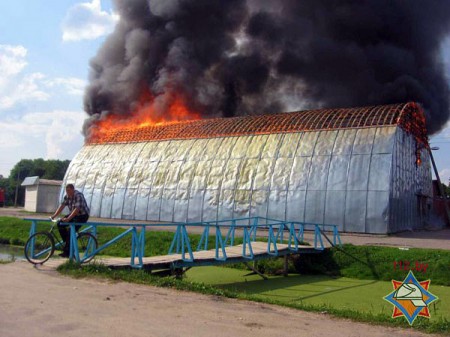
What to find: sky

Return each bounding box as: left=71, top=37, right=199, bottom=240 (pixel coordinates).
left=0, top=0, right=449, bottom=185
left=0, top=0, right=117, bottom=177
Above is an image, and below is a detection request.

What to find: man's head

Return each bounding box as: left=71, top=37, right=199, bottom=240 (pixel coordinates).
left=65, top=184, right=75, bottom=198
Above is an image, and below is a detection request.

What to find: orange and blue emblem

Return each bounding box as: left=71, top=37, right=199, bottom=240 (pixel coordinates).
left=384, top=270, right=438, bottom=325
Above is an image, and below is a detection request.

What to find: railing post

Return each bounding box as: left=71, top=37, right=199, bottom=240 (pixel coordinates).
left=215, top=226, right=227, bottom=261
left=131, top=227, right=136, bottom=266
left=314, top=225, right=324, bottom=250
left=251, top=217, right=258, bottom=241
left=267, top=225, right=278, bottom=255
left=333, top=225, right=342, bottom=246
left=131, top=226, right=145, bottom=268
left=288, top=222, right=298, bottom=251
left=139, top=226, right=145, bottom=265
left=181, top=225, right=194, bottom=262
left=280, top=222, right=284, bottom=243
left=29, top=220, right=37, bottom=237
left=197, top=225, right=210, bottom=251
left=169, top=225, right=182, bottom=255
left=242, top=227, right=254, bottom=259
left=28, top=220, right=37, bottom=258
left=69, top=223, right=80, bottom=263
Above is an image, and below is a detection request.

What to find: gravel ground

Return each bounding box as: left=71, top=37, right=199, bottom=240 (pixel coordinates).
left=0, top=261, right=439, bottom=337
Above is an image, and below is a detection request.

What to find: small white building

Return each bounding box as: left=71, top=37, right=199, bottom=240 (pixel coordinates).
left=22, top=176, right=62, bottom=213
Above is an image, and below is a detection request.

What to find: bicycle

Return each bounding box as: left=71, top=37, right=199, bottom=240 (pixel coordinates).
left=24, top=218, right=98, bottom=265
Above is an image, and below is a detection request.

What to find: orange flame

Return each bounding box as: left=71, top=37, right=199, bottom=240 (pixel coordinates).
left=88, top=91, right=201, bottom=143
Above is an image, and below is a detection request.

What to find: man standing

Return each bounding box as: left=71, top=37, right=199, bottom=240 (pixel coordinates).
left=51, top=184, right=90, bottom=257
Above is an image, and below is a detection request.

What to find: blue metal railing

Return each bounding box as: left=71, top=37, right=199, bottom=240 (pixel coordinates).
left=25, top=217, right=342, bottom=268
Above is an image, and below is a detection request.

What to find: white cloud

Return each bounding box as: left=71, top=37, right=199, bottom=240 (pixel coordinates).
left=439, top=168, right=450, bottom=186
left=0, top=72, right=50, bottom=109
left=0, top=110, right=85, bottom=170
left=0, top=44, right=86, bottom=110
left=0, top=44, right=28, bottom=94
left=44, top=77, right=86, bottom=96
left=443, top=122, right=450, bottom=139
left=0, top=45, right=27, bottom=79
left=62, top=0, right=119, bottom=42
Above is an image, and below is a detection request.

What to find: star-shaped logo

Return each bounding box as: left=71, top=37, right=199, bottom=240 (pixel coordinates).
left=384, top=270, right=438, bottom=325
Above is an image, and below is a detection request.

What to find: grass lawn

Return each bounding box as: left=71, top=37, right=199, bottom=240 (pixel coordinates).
left=186, top=266, right=449, bottom=324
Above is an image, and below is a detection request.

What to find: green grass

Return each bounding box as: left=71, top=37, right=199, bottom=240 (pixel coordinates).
left=1, top=216, right=449, bottom=285
left=0, top=216, right=241, bottom=257
left=186, top=267, right=450, bottom=320
left=58, top=263, right=450, bottom=334
left=0, top=260, right=13, bottom=264
left=0, top=217, right=33, bottom=246
left=293, top=244, right=450, bottom=286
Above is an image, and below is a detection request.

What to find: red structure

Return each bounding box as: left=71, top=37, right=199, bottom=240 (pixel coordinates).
left=87, top=102, right=428, bottom=145
left=0, top=188, right=5, bottom=207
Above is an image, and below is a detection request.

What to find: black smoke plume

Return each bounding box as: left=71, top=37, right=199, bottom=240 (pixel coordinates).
left=84, top=0, right=450, bottom=135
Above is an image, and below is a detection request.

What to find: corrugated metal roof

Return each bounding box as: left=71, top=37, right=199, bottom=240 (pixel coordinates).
left=87, top=102, right=428, bottom=145
left=21, top=176, right=39, bottom=186
left=21, top=176, right=62, bottom=186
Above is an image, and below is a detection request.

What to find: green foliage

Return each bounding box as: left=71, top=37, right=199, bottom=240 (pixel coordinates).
left=440, top=182, right=450, bottom=197
left=4, top=159, right=70, bottom=206
left=1, top=216, right=448, bottom=286
left=293, top=244, right=450, bottom=286
left=0, top=216, right=228, bottom=258
left=0, top=217, right=37, bottom=246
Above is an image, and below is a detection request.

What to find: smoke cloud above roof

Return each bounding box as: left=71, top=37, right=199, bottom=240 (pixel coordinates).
left=84, top=0, right=450, bottom=135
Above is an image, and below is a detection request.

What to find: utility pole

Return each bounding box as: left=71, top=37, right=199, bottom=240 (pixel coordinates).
left=14, top=168, right=20, bottom=207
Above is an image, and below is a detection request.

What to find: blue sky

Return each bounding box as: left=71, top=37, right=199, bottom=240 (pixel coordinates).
left=0, top=0, right=117, bottom=178
left=0, top=0, right=449, bottom=185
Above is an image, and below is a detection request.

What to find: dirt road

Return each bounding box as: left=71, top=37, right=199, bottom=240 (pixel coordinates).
left=0, top=261, right=436, bottom=337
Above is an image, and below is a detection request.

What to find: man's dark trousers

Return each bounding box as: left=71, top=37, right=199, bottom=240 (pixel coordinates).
left=57, top=214, right=89, bottom=254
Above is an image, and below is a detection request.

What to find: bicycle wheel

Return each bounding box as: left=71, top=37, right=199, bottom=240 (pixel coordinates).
left=24, top=232, right=55, bottom=264
left=76, top=232, right=98, bottom=263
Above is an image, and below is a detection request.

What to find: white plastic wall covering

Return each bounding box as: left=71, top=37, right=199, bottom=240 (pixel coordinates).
left=362, top=128, right=377, bottom=233
left=89, top=145, right=114, bottom=216
left=197, top=138, right=225, bottom=222
left=144, top=141, right=172, bottom=220
left=121, top=142, right=147, bottom=219
left=263, top=134, right=286, bottom=220
left=135, top=142, right=163, bottom=220
left=187, top=139, right=224, bottom=221
left=193, top=138, right=225, bottom=222
left=229, top=136, right=252, bottom=220
left=387, top=127, right=432, bottom=233
left=322, top=130, right=341, bottom=228
left=341, top=129, right=358, bottom=231
left=110, top=143, right=143, bottom=219
left=283, top=132, right=304, bottom=222
left=160, top=160, right=183, bottom=221
left=63, top=123, right=432, bottom=233
left=303, top=131, right=322, bottom=224
left=248, top=135, right=271, bottom=224
left=122, top=143, right=149, bottom=219
left=327, top=130, right=355, bottom=230
left=213, top=137, right=238, bottom=221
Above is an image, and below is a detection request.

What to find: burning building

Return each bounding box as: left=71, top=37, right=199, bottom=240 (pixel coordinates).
left=62, top=102, right=432, bottom=234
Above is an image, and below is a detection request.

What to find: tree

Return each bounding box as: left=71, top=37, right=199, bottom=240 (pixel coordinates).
left=6, top=159, right=71, bottom=206
left=441, top=183, right=450, bottom=198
